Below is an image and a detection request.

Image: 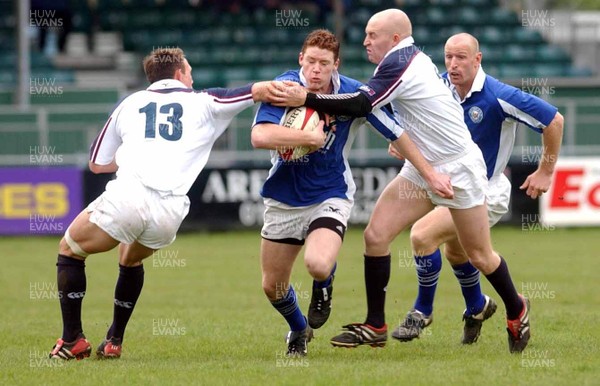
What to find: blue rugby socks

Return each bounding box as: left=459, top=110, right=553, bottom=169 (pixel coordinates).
left=412, top=249, right=442, bottom=316
left=452, top=261, right=486, bottom=316
left=270, top=285, right=307, bottom=331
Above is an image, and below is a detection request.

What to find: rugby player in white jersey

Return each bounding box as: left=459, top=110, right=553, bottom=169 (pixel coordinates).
left=252, top=29, right=453, bottom=357
left=390, top=33, right=563, bottom=344
left=271, top=9, right=533, bottom=353
left=49, top=47, right=279, bottom=360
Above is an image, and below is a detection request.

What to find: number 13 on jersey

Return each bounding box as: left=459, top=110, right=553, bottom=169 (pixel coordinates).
left=139, top=102, right=184, bottom=141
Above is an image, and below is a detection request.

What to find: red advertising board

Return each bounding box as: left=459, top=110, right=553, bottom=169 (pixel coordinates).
left=540, top=158, right=600, bottom=226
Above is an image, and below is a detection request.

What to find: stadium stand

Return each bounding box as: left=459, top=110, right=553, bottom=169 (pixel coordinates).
left=0, top=0, right=598, bottom=165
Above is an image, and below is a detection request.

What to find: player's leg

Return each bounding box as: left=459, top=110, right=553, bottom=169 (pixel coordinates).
left=261, top=239, right=311, bottom=356
left=304, top=219, right=344, bottom=329
left=393, top=207, right=456, bottom=341
left=450, top=205, right=529, bottom=352
left=260, top=199, right=312, bottom=356
left=303, top=198, right=351, bottom=329
left=97, top=192, right=189, bottom=359
left=97, top=241, right=155, bottom=359
left=50, top=209, right=120, bottom=360
left=363, top=176, right=434, bottom=327
left=331, top=176, right=433, bottom=348
left=444, top=237, right=497, bottom=344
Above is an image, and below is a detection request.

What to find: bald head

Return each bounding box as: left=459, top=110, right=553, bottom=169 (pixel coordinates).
left=369, top=9, right=412, bottom=39
left=363, top=9, right=412, bottom=64
left=444, top=32, right=482, bottom=99
left=445, top=33, right=479, bottom=56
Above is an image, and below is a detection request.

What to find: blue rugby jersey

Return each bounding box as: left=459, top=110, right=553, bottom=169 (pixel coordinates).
left=444, top=67, right=558, bottom=179
left=253, top=69, right=403, bottom=206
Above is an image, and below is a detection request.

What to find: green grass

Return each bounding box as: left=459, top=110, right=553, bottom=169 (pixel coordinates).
left=1, top=227, right=599, bottom=385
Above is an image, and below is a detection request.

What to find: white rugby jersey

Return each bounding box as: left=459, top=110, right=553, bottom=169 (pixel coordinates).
left=90, top=79, right=254, bottom=195
left=359, top=37, right=474, bottom=164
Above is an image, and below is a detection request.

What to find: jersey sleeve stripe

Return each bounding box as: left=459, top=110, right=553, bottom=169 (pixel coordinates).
left=497, top=99, right=545, bottom=132
left=90, top=117, right=112, bottom=163
left=213, top=94, right=254, bottom=104
left=371, top=51, right=418, bottom=107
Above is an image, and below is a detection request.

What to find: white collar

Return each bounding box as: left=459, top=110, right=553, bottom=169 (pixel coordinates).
left=382, top=36, right=415, bottom=61
left=451, top=66, right=486, bottom=103
left=147, top=79, right=188, bottom=90
left=299, top=68, right=341, bottom=94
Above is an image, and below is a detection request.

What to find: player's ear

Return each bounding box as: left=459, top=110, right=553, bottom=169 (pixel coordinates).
left=475, top=51, right=482, bottom=66
left=298, top=52, right=304, bottom=67
left=333, top=58, right=340, bottom=70
left=173, top=68, right=182, bottom=81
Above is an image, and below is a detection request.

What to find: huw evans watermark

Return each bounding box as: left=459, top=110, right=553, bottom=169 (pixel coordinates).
left=521, top=10, right=556, bottom=29
left=30, top=146, right=64, bottom=165
left=30, top=78, right=63, bottom=96
left=275, top=10, right=310, bottom=28
left=152, top=318, right=186, bottom=336
left=275, top=350, right=309, bottom=367
left=152, top=249, right=186, bottom=268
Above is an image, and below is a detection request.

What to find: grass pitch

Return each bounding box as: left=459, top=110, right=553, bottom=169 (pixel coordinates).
left=1, top=227, right=599, bottom=385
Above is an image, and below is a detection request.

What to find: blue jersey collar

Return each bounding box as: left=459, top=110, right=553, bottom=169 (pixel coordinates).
left=451, top=66, right=486, bottom=103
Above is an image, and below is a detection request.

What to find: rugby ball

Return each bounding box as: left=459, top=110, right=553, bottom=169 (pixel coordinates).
left=278, top=106, right=321, bottom=161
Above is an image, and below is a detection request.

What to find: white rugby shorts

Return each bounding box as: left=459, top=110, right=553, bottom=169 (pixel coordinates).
left=486, top=173, right=511, bottom=226
left=400, top=145, right=488, bottom=209
left=87, top=179, right=190, bottom=249
left=261, top=197, right=352, bottom=242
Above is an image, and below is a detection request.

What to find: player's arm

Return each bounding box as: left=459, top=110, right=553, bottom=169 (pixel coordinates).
left=495, top=81, right=564, bottom=198
left=89, top=111, right=122, bottom=174
left=391, top=134, right=454, bottom=199
left=520, top=111, right=564, bottom=198
left=204, top=81, right=288, bottom=120
left=270, top=53, right=407, bottom=117
left=250, top=100, right=326, bottom=150
left=251, top=122, right=326, bottom=150
left=364, top=105, right=453, bottom=198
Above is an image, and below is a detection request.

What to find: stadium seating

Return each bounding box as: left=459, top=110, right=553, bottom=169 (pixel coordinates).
left=0, top=0, right=595, bottom=163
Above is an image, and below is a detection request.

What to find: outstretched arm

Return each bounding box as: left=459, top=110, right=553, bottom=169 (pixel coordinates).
left=520, top=111, right=564, bottom=199
left=269, top=81, right=373, bottom=117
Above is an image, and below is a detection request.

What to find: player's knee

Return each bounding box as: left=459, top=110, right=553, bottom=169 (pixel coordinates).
left=410, top=229, right=435, bottom=255
left=462, top=248, right=491, bottom=271
left=305, top=259, right=330, bottom=282
left=262, top=278, right=281, bottom=301
left=58, top=237, right=85, bottom=259
left=444, top=248, right=468, bottom=265
left=364, top=225, right=390, bottom=250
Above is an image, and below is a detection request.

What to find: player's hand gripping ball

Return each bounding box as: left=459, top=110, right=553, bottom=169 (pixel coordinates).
left=278, top=107, right=321, bottom=161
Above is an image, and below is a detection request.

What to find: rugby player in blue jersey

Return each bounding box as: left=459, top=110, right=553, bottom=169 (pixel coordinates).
left=271, top=10, right=536, bottom=353
left=391, top=33, right=563, bottom=344
left=251, top=29, right=453, bottom=357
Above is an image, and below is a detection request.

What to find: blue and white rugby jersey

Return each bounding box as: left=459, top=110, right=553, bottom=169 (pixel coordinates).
left=357, top=37, right=473, bottom=164
left=444, top=67, right=558, bottom=179
left=253, top=69, right=403, bottom=206
left=90, top=79, right=255, bottom=195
